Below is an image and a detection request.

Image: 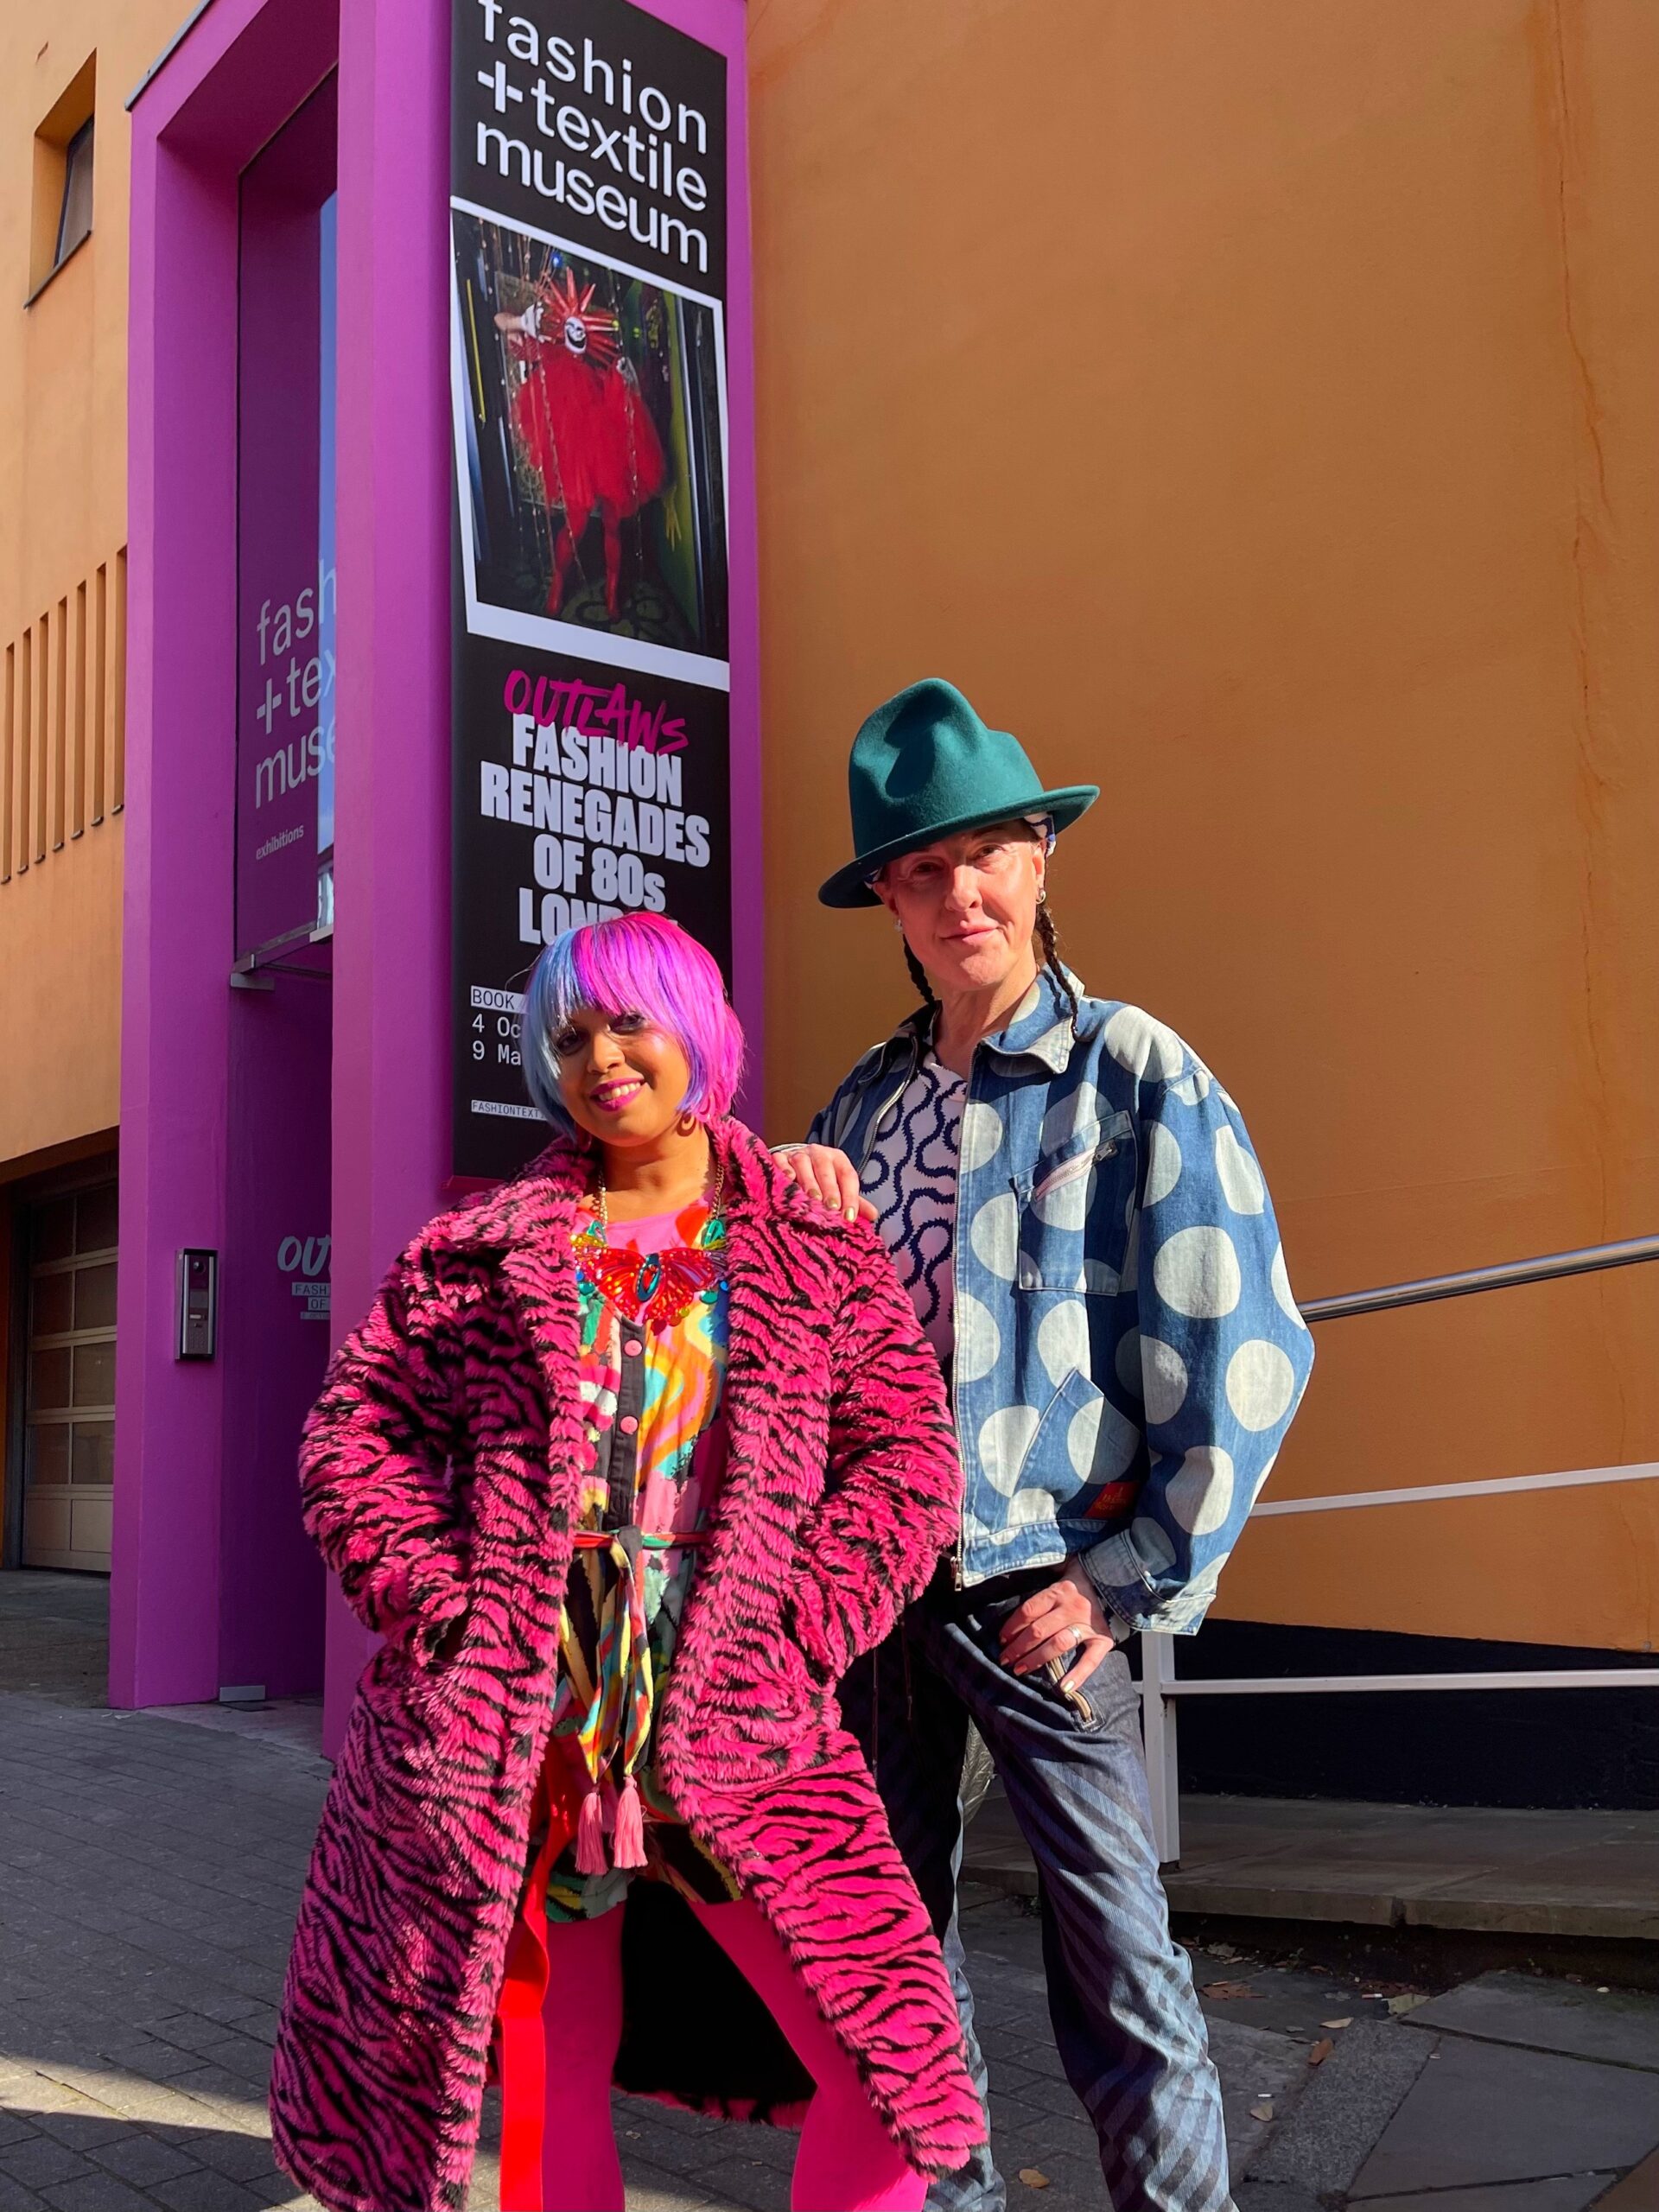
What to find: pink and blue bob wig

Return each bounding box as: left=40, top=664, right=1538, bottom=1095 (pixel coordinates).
left=523, top=912, right=745, bottom=1141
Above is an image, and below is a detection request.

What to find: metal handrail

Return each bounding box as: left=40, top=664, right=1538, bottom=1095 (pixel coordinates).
left=1300, top=1233, right=1659, bottom=1324
left=1138, top=1230, right=1659, bottom=1867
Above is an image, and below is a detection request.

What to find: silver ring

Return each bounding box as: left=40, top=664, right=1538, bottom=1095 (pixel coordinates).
left=1071, top=1623, right=1084, bottom=1647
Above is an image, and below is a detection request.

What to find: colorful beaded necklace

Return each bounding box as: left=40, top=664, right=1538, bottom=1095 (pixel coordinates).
left=572, top=1153, right=728, bottom=1333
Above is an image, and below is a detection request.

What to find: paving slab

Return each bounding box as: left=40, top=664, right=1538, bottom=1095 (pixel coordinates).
left=1407, top=1972, right=1659, bottom=2072
left=1245, top=2018, right=1435, bottom=2195
left=1349, top=2036, right=1659, bottom=2197
left=1233, top=2186, right=1323, bottom=2212
left=1350, top=2180, right=1615, bottom=2211
left=1205, top=2017, right=1309, bottom=2172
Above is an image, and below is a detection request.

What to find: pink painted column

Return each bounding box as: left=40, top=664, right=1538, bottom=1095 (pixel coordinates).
left=323, top=0, right=456, bottom=1745
left=116, top=0, right=340, bottom=1707
left=114, top=96, right=239, bottom=1707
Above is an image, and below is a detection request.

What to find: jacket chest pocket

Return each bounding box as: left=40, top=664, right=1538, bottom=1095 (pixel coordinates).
left=1013, top=1110, right=1136, bottom=1294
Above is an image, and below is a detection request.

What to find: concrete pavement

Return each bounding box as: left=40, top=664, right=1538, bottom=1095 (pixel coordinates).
left=968, top=1786, right=1659, bottom=1943
left=5, top=1573, right=1659, bottom=2209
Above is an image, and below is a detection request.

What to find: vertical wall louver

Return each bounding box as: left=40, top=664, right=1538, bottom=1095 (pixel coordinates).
left=0, top=549, right=125, bottom=885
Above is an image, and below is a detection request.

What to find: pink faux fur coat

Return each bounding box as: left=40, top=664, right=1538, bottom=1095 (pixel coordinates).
left=270, top=1119, right=983, bottom=2212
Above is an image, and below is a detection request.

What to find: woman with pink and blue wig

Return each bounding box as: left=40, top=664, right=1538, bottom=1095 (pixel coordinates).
left=270, top=912, right=983, bottom=2212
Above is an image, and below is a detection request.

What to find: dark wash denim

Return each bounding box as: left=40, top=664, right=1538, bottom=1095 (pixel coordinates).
left=842, top=1571, right=1233, bottom=2212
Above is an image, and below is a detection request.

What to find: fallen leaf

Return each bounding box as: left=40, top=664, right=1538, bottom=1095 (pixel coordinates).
left=1387, top=1993, right=1430, bottom=2016
left=1320, top=2017, right=1354, bottom=2031
left=1249, top=2100, right=1274, bottom=2122
left=1211, top=1942, right=1238, bottom=1960
left=1308, top=2038, right=1334, bottom=2067
left=1200, top=1980, right=1260, bottom=2000
left=1018, top=2171, right=1050, bottom=2190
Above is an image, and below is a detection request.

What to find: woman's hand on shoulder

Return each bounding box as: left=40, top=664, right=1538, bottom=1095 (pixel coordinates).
left=775, top=1143, right=876, bottom=1224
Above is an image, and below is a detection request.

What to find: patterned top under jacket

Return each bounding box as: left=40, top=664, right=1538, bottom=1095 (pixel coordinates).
left=808, top=967, right=1315, bottom=1638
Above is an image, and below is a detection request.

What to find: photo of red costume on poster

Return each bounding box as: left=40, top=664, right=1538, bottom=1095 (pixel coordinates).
left=495, top=265, right=668, bottom=619
left=454, top=210, right=729, bottom=665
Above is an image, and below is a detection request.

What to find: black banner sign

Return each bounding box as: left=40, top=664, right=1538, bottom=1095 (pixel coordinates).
left=449, top=0, right=731, bottom=1179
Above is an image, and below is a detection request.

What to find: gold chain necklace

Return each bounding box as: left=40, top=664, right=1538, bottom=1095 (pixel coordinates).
left=587, top=1147, right=727, bottom=1243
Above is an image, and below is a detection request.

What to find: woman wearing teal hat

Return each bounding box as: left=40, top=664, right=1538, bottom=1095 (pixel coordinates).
left=780, top=678, right=1314, bottom=2212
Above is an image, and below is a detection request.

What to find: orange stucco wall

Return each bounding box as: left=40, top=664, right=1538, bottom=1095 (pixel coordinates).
left=748, top=0, right=1659, bottom=1650
left=0, top=3, right=186, bottom=1548
left=0, top=2, right=185, bottom=1174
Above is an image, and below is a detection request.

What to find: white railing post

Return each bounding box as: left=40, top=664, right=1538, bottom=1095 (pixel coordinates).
left=1140, top=1630, right=1181, bottom=1867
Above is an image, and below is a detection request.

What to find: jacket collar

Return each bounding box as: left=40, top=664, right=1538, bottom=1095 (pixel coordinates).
left=872, top=965, right=1081, bottom=1084
left=982, top=965, right=1081, bottom=1075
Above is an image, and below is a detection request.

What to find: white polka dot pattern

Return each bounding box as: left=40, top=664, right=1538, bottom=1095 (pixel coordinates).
left=953, top=1289, right=1001, bottom=1385
left=959, top=1101, right=1004, bottom=1174
left=1103, top=1006, right=1187, bottom=1081
left=978, top=1404, right=1040, bottom=1496
left=1270, top=1243, right=1306, bottom=1329
left=1152, top=1225, right=1242, bottom=1319
left=1144, top=1123, right=1182, bottom=1206
left=1166, top=1446, right=1235, bottom=1535
left=969, top=1190, right=1020, bottom=1282
left=1037, top=1300, right=1092, bottom=1387
left=1115, top=1325, right=1144, bottom=1397
left=1040, top=1082, right=1101, bottom=1154
left=1225, top=1339, right=1297, bottom=1431
left=1068, top=1390, right=1140, bottom=1481
left=1214, top=1125, right=1265, bottom=1215
left=1141, top=1336, right=1189, bottom=1426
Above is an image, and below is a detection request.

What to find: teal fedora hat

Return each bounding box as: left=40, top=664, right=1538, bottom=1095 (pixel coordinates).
left=819, top=678, right=1100, bottom=908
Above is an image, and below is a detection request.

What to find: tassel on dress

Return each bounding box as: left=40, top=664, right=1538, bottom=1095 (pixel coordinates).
left=575, top=1784, right=608, bottom=1875
left=611, top=1775, right=647, bottom=1869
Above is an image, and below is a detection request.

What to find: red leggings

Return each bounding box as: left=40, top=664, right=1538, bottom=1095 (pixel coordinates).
left=516, top=1898, right=926, bottom=2212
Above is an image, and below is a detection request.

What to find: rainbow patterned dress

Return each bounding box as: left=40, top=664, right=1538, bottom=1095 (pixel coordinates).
left=539, top=1194, right=741, bottom=1923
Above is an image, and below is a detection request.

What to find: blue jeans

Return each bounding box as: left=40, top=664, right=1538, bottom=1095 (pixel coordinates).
left=842, top=1569, right=1231, bottom=2212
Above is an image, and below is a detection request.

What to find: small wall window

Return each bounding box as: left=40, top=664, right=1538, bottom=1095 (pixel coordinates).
left=54, top=119, right=95, bottom=270
left=29, top=54, right=96, bottom=301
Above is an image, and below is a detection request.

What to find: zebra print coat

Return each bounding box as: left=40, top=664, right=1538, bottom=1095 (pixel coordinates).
left=269, top=1120, right=982, bottom=2212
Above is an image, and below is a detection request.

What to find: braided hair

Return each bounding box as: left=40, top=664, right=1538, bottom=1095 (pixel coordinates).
left=901, top=893, right=1080, bottom=1033
left=1034, top=900, right=1081, bottom=1030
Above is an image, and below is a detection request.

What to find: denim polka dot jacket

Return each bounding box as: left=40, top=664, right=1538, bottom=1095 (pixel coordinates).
left=806, top=969, right=1315, bottom=1636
